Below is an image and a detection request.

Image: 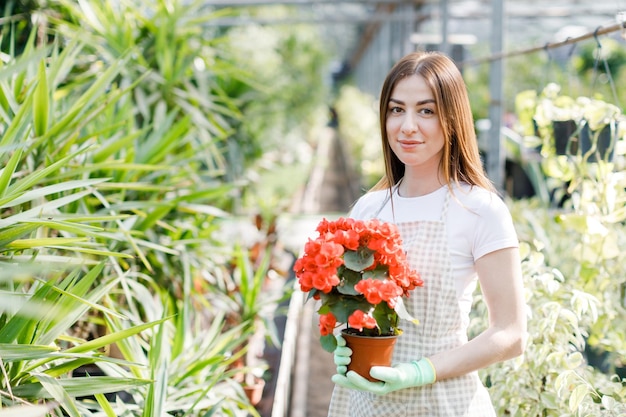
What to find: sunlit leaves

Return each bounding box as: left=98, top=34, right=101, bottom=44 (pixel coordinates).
left=33, top=60, right=49, bottom=137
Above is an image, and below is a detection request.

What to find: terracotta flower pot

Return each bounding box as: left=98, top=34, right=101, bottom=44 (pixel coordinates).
left=341, top=329, right=399, bottom=382
left=244, top=378, right=265, bottom=406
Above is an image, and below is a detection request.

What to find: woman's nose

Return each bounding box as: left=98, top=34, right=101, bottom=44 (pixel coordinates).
left=401, top=113, right=418, bottom=135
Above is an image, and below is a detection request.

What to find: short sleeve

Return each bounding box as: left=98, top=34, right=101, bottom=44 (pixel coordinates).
left=472, top=192, right=519, bottom=261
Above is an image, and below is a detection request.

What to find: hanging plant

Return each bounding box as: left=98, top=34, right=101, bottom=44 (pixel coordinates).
left=533, top=83, right=581, bottom=156
left=515, top=83, right=625, bottom=161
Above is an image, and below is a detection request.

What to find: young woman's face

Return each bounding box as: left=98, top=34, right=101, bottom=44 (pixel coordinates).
left=385, top=74, right=444, bottom=169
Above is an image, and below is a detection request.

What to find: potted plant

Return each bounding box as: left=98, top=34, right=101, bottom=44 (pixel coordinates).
left=577, top=96, right=623, bottom=162
left=210, top=212, right=294, bottom=409
left=293, top=217, right=423, bottom=380
left=516, top=83, right=625, bottom=161
left=532, top=83, right=581, bottom=156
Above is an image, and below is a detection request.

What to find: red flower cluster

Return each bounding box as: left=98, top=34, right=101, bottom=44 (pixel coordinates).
left=293, top=217, right=423, bottom=351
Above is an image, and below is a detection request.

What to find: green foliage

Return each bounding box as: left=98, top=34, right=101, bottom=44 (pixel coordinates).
left=371, top=302, right=399, bottom=336
left=475, top=73, right=626, bottom=413
left=333, top=85, right=380, bottom=189
left=0, top=0, right=325, bottom=414
left=225, top=243, right=291, bottom=346
left=574, top=37, right=626, bottom=87
left=320, top=333, right=337, bottom=353
left=472, top=196, right=626, bottom=416
left=462, top=41, right=554, bottom=120
left=343, top=248, right=374, bottom=272
left=220, top=15, right=331, bottom=199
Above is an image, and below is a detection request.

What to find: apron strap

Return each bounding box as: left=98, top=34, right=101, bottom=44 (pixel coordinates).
left=439, top=187, right=451, bottom=222
left=372, top=183, right=397, bottom=220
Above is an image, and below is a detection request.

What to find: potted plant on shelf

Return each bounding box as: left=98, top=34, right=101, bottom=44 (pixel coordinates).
left=293, top=217, right=423, bottom=380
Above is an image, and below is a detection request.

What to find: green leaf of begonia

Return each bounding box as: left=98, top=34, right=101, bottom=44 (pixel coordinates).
left=320, top=334, right=337, bottom=353
left=317, top=303, right=330, bottom=315
left=362, top=267, right=389, bottom=281
left=372, top=302, right=397, bottom=335
left=324, top=296, right=370, bottom=324
left=337, top=268, right=360, bottom=295
left=343, top=249, right=374, bottom=271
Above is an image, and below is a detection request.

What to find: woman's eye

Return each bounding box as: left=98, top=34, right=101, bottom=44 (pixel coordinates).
left=389, top=106, right=403, bottom=114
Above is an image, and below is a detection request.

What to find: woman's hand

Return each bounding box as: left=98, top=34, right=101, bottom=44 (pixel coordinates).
left=333, top=334, right=352, bottom=375
left=332, top=358, right=436, bottom=395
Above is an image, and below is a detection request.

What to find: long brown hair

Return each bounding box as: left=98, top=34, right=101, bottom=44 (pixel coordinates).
left=371, top=51, right=494, bottom=193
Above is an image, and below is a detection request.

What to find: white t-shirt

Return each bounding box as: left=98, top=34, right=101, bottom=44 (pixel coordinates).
left=349, top=182, right=519, bottom=317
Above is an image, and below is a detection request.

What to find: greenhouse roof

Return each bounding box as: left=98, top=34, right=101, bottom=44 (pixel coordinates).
left=208, top=0, right=625, bottom=67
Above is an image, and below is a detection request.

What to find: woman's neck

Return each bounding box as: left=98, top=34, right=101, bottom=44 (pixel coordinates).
left=397, top=168, right=445, bottom=197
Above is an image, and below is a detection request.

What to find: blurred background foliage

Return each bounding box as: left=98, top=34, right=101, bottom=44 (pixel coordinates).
left=0, top=0, right=329, bottom=415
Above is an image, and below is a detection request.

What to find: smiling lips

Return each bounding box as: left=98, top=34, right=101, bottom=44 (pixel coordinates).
left=398, top=140, right=423, bottom=146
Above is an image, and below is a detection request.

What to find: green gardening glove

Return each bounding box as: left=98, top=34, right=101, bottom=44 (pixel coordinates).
left=333, top=334, right=352, bottom=375
left=331, top=357, right=436, bottom=395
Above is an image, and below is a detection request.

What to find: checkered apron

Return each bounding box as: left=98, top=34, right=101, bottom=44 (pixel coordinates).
left=327, top=190, right=496, bottom=417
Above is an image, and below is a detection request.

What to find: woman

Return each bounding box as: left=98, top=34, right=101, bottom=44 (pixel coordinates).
left=327, top=51, right=527, bottom=416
